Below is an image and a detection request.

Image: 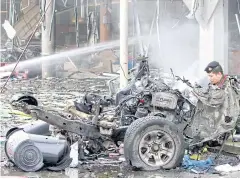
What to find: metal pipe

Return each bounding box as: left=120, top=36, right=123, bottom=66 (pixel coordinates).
left=80, top=0, right=85, bottom=18
left=120, top=0, right=129, bottom=89
left=42, top=0, right=55, bottom=78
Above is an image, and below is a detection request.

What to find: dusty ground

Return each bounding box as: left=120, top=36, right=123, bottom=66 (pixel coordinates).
left=0, top=77, right=240, bottom=178
left=1, top=157, right=240, bottom=178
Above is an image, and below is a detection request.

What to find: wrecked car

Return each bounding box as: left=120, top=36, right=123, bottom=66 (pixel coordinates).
left=6, top=57, right=240, bottom=172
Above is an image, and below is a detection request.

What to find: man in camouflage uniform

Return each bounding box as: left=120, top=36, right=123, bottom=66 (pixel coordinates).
left=190, top=61, right=240, bottom=143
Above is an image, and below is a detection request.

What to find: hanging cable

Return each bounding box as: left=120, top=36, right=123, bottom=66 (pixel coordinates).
left=1, top=0, right=53, bottom=93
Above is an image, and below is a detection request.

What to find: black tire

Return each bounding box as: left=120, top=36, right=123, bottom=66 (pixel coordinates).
left=10, top=93, right=38, bottom=106
left=124, top=116, right=185, bottom=171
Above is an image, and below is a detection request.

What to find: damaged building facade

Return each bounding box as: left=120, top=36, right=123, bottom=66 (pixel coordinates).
left=1, top=0, right=239, bottom=77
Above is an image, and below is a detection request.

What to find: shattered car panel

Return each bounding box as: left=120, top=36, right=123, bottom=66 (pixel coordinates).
left=190, top=77, right=240, bottom=142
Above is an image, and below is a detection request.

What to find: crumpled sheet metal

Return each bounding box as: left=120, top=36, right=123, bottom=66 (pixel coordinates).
left=189, top=80, right=240, bottom=142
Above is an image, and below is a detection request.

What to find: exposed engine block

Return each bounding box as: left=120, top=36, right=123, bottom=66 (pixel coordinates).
left=151, top=92, right=178, bottom=110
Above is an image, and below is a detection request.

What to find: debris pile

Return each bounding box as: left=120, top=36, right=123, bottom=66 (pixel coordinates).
left=0, top=77, right=110, bottom=135
left=0, top=76, right=127, bottom=173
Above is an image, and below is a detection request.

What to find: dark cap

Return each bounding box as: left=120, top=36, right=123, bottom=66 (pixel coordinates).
left=204, top=61, right=220, bottom=73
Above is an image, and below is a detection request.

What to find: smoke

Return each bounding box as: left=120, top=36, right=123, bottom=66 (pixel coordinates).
left=133, top=1, right=200, bottom=83
left=149, top=21, right=199, bottom=77
left=106, top=0, right=201, bottom=84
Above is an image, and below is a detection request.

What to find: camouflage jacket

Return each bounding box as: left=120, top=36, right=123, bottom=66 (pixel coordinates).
left=190, top=75, right=240, bottom=142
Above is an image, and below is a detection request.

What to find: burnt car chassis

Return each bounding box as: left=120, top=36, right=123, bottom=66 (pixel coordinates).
left=6, top=58, right=240, bottom=172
